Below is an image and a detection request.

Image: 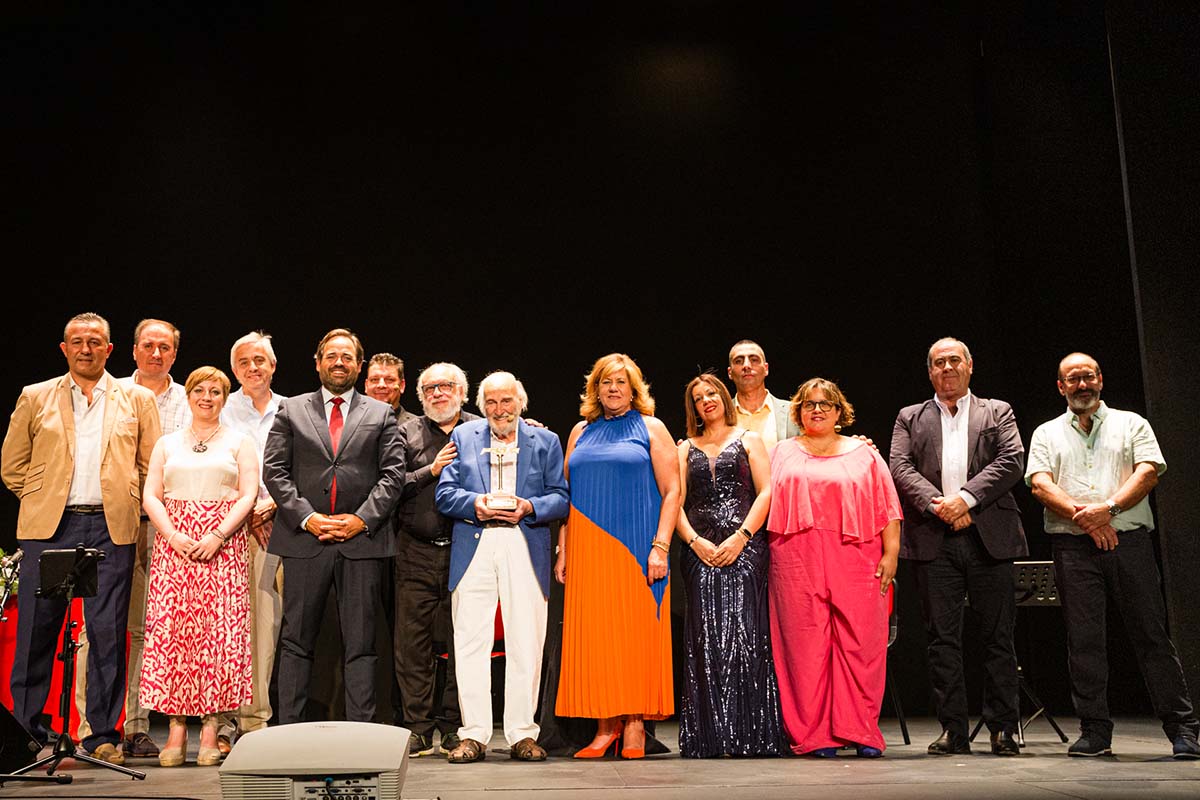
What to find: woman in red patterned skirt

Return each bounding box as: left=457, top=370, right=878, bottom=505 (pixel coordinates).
left=140, top=366, right=258, bottom=767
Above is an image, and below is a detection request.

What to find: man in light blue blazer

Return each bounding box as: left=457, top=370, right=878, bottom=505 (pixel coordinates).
left=435, top=371, right=568, bottom=764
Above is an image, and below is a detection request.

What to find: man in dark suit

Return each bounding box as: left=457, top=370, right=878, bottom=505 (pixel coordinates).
left=889, top=337, right=1027, bottom=757
left=264, top=328, right=405, bottom=724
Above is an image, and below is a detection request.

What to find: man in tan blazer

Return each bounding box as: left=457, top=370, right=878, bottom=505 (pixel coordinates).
left=1, top=312, right=160, bottom=765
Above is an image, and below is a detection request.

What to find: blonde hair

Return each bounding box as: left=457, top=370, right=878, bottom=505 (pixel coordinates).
left=579, top=353, right=655, bottom=423
left=184, top=366, right=232, bottom=399
left=790, top=377, right=855, bottom=430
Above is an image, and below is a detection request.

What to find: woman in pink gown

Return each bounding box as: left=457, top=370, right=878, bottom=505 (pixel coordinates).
left=767, top=377, right=902, bottom=758
left=140, top=366, right=259, bottom=767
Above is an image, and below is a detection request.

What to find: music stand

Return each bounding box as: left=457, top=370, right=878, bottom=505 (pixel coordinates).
left=969, top=560, right=1070, bottom=747
left=7, top=545, right=146, bottom=781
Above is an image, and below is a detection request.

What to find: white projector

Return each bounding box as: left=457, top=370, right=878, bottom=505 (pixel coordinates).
left=218, top=721, right=410, bottom=800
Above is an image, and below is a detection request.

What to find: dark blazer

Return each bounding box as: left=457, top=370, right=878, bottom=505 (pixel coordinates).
left=435, top=418, right=569, bottom=598
left=889, top=395, right=1028, bottom=562
left=264, top=389, right=406, bottom=560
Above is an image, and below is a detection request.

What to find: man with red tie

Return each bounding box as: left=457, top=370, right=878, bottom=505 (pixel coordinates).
left=263, top=328, right=405, bottom=723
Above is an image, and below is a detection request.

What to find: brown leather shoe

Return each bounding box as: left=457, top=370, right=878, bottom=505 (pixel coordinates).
left=123, top=731, right=160, bottom=758
left=447, top=738, right=487, bottom=764
left=510, top=737, right=547, bottom=761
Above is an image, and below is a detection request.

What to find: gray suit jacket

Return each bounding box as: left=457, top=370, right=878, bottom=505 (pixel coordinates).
left=889, top=395, right=1028, bottom=562
left=264, top=389, right=405, bottom=560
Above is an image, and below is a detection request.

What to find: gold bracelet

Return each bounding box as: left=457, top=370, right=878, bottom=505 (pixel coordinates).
left=687, top=534, right=700, bottom=548
left=651, top=540, right=670, bottom=554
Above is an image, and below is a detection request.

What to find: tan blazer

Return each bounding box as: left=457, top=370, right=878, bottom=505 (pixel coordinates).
left=1, top=372, right=161, bottom=545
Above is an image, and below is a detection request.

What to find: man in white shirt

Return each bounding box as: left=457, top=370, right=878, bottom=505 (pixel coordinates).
left=77, top=318, right=188, bottom=759
left=217, top=331, right=286, bottom=750
left=1027, top=352, right=1199, bottom=759
left=890, top=337, right=1027, bottom=757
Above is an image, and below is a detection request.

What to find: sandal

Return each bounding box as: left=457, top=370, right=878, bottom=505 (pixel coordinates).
left=510, top=737, right=547, bottom=761
left=447, top=738, right=487, bottom=764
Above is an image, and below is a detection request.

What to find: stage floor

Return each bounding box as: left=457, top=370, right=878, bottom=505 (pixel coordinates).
left=4, top=716, right=1198, bottom=799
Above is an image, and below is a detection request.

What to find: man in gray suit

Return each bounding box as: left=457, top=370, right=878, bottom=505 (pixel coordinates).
left=889, top=337, right=1027, bottom=757
left=727, top=339, right=798, bottom=451
left=264, top=328, right=405, bottom=723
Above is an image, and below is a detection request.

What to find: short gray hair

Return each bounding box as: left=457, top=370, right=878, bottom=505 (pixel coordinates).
left=229, top=331, right=277, bottom=373
left=476, top=370, right=529, bottom=413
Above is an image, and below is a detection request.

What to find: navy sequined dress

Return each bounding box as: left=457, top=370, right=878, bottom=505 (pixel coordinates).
left=678, top=436, right=786, bottom=757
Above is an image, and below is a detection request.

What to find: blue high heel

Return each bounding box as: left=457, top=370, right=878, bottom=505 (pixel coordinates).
left=808, top=747, right=839, bottom=758
left=856, top=744, right=884, bottom=758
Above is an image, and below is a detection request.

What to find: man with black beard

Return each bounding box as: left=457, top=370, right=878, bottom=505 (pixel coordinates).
left=1027, top=352, right=1199, bottom=759
left=392, top=362, right=478, bottom=757
left=264, top=328, right=405, bottom=723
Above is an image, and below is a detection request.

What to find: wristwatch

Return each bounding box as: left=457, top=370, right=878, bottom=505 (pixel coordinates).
left=1106, top=499, right=1122, bottom=516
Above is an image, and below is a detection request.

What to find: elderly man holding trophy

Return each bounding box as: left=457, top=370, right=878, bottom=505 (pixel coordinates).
left=435, top=371, right=569, bottom=764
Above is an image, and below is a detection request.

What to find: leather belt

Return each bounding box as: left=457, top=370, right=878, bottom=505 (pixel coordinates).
left=65, top=504, right=105, bottom=515
left=481, top=521, right=517, bottom=529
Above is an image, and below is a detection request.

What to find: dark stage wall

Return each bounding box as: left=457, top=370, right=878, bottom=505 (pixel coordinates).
left=4, top=3, right=1196, bottom=721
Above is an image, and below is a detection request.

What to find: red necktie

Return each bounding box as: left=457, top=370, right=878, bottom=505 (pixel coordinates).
left=329, top=396, right=344, bottom=512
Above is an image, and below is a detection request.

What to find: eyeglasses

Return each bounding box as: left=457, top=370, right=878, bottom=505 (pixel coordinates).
left=800, top=400, right=838, bottom=413
left=420, top=382, right=457, bottom=397
left=1061, top=372, right=1099, bottom=387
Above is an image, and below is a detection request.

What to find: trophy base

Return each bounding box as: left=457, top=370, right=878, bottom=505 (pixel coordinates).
left=486, top=495, right=518, bottom=511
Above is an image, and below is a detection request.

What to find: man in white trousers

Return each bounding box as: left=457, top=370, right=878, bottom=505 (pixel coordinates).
left=435, top=371, right=569, bottom=763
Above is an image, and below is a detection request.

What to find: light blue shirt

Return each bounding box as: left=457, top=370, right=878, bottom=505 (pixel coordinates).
left=221, top=388, right=285, bottom=500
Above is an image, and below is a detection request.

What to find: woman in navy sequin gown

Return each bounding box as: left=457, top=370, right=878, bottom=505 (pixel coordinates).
left=674, top=374, right=786, bottom=757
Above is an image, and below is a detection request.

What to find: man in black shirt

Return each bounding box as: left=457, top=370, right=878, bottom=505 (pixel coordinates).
left=393, top=362, right=478, bottom=757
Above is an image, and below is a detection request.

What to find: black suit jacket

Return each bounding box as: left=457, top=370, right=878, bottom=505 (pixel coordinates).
left=264, top=389, right=406, bottom=560
left=889, top=395, right=1028, bottom=562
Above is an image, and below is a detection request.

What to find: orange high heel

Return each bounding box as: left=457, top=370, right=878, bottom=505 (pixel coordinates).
left=621, top=717, right=645, bottom=759
left=574, top=720, right=625, bottom=758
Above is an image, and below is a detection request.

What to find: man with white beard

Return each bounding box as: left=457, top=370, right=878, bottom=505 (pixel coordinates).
left=392, top=363, right=478, bottom=757
left=435, top=371, right=569, bottom=764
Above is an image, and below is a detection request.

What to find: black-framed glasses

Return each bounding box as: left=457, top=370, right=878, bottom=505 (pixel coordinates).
left=1061, top=372, right=1099, bottom=387
left=800, top=400, right=838, bottom=412
left=420, top=381, right=457, bottom=397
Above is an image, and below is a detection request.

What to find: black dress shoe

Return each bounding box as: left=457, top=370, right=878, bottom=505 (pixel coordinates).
left=990, top=729, right=1020, bottom=756
left=928, top=729, right=971, bottom=756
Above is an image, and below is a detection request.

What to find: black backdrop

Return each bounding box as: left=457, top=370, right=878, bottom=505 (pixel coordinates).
left=4, top=2, right=1196, bottom=723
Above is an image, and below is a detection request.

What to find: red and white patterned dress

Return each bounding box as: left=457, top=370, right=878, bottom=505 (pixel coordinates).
left=140, top=427, right=253, bottom=715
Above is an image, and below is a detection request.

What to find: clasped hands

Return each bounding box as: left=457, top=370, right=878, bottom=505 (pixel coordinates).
left=690, top=531, right=746, bottom=569
left=931, top=495, right=973, bottom=531
left=473, top=494, right=533, bottom=525
left=305, top=513, right=367, bottom=542
left=1070, top=502, right=1120, bottom=551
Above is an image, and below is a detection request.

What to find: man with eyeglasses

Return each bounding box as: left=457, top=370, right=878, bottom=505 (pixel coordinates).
left=392, top=363, right=479, bottom=758
left=264, top=328, right=405, bottom=724
left=1026, top=352, right=1199, bottom=759
left=889, top=337, right=1027, bottom=757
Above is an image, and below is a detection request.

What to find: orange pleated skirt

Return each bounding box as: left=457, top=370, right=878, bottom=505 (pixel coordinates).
left=555, top=508, right=673, bottom=719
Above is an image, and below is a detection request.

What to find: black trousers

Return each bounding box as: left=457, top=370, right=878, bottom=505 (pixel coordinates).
left=910, top=527, right=1019, bottom=737
left=393, top=535, right=460, bottom=739
left=1053, top=529, right=1198, bottom=741
left=11, top=511, right=134, bottom=751
left=277, top=550, right=385, bottom=724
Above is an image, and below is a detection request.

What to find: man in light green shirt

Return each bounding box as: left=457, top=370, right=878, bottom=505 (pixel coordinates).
left=1026, top=351, right=1198, bottom=760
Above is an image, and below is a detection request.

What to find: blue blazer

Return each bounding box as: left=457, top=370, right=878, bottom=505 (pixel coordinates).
left=435, top=418, right=569, bottom=598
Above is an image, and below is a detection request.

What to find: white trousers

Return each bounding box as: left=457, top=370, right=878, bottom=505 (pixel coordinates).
left=451, top=527, right=546, bottom=747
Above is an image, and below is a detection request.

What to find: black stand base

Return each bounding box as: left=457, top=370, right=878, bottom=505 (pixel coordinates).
left=969, top=666, right=1071, bottom=746
left=9, top=727, right=145, bottom=781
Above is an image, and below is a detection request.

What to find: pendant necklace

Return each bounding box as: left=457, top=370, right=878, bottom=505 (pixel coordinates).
left=191, top=425, right=221, bottom=453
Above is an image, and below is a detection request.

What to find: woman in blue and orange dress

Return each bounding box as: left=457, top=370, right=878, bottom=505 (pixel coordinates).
left=554, top=353, right=680, bottom=758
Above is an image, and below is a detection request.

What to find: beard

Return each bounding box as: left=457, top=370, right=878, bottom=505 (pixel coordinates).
left=423, top=395, right=463, bottom=425
left=488, top=413, right=518, bottom=438
left=1066, top=389, right=1100, bottom=414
